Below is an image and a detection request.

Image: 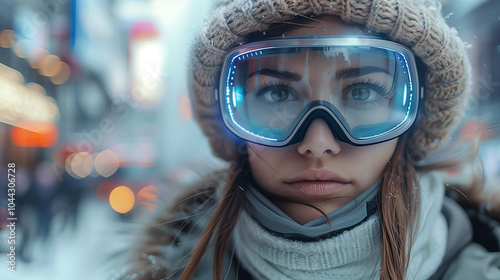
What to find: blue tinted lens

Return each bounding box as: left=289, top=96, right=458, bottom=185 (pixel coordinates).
left=220, top=38, right=420, bottom=146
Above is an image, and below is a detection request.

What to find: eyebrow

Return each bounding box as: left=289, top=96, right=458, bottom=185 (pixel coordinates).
left=335, top=66, right=391, bottom=79
left=247, top=66, right=391, bottom=81
left=247, top=69, right=302, bottom=81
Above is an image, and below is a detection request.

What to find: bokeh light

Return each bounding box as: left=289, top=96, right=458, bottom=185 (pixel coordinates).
left=71, top=152, right=94, bottom=178
left=11, top=123, right=59, bottom=147
left=460, top=119, right=492, bottom=142
left=94, top=149, right=120, bottom=177
left=136, top=185, right=159, bottom=213
left=39, top=54, right=62, bottom=77
left=65, top=152, right=78, bottom=178
left=0, top=29, right=14, bottom=48
left=130, top=22, right=163, bottom=104
left=26, top=82, right=46, bottom=95
left=50, top=61, right=71, bottom=84
left=0, top=62, right=23, bottom=84
left=13, top=39, right=27, bottom=58
left=179, top=93, right=192, bottom=120
left=89, top=153, right=100, bottom=178
left=28, top=48, right=49, bottom=69
left=109, top=186, right=135, bottom=214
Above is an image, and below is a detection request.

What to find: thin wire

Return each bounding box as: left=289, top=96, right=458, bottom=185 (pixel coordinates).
left=447, top=184, right=473, bottom=205
left=276, top=21, right=326, bottom=30
left=275, top=10, right=328, bottom=24
left=247, top=145, right=281, bottom=176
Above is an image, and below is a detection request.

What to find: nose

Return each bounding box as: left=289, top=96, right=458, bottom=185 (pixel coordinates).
left=297, top=118, right=342, bottom=157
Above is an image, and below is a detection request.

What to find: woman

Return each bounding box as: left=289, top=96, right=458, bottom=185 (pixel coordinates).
left=122, top=0, right=500, bottom=279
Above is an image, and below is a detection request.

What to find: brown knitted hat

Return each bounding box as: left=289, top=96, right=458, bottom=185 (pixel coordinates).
left=189, top=0, right=471, bottom=162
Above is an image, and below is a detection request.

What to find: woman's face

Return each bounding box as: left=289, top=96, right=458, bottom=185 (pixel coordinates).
left=247, top=17, right=398, bottom=224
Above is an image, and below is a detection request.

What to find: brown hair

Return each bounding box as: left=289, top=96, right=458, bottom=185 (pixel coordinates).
left=179, top=147, right=250, bottom=280
left=378, top=134, right=419, bottom=280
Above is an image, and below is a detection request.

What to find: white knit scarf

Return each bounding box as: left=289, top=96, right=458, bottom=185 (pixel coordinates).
left=233, top=172, right=448, bottom=280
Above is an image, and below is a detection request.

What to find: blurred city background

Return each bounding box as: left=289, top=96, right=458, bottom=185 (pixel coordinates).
left=0, top=0, right=499, bottom=279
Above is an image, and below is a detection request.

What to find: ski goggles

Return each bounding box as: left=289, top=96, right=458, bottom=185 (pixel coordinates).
left=217, top=37, right=422, bottom=146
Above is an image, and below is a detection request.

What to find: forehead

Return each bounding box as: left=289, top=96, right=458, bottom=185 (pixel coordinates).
left=248, top=48, right=394, bottom=73
left=283, top=16, right=367, bottom=37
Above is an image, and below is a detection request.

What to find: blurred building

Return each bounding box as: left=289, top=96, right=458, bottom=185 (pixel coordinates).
left=442, top=0, right=500, bottom=188
left=0, top=0, right=221, bottom=269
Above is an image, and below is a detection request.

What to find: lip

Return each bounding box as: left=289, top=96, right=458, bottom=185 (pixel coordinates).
left=284, top=169, right=350, bottom=196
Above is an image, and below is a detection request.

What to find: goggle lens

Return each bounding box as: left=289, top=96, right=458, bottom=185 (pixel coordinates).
left=220, top=38, right=420, bottom=146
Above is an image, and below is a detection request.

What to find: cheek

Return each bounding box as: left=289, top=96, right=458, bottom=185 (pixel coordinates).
left=343, top=139, right=398, bottom=183
left=247, top=143, right=286, bottom=190
left=374, top=139, right=398, bottom=163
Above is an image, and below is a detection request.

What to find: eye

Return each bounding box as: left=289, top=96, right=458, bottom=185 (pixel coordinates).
left=269, top=87, right=291, bottom=102
left=350, top=87, right=373, bottom=101
left=343, top=80, right=391, bottom=103
left=255, top=84, right=298, bottom=103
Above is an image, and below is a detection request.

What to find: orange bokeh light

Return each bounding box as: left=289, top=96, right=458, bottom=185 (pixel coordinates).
left=13, top=40, right=27, bottom=58
left=0, top=29, right=14, bottom=48
left=28, top=48, right=49, bottom=69
left=109, top=186, right=135, bottom=214
left=178, top=94, right=192, bottom=120
left=460, top=119, right=492, bottom=142
left=11, top=123, right=59, bottom=147
left=50, top=62, right=71, bottom=84
left=137, top=185, right=160, bottom=213
left=39, top=55, right=61, bottom=77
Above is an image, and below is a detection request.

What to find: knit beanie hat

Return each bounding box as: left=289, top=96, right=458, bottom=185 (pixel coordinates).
left=189, top=0, right=471, bottom=162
